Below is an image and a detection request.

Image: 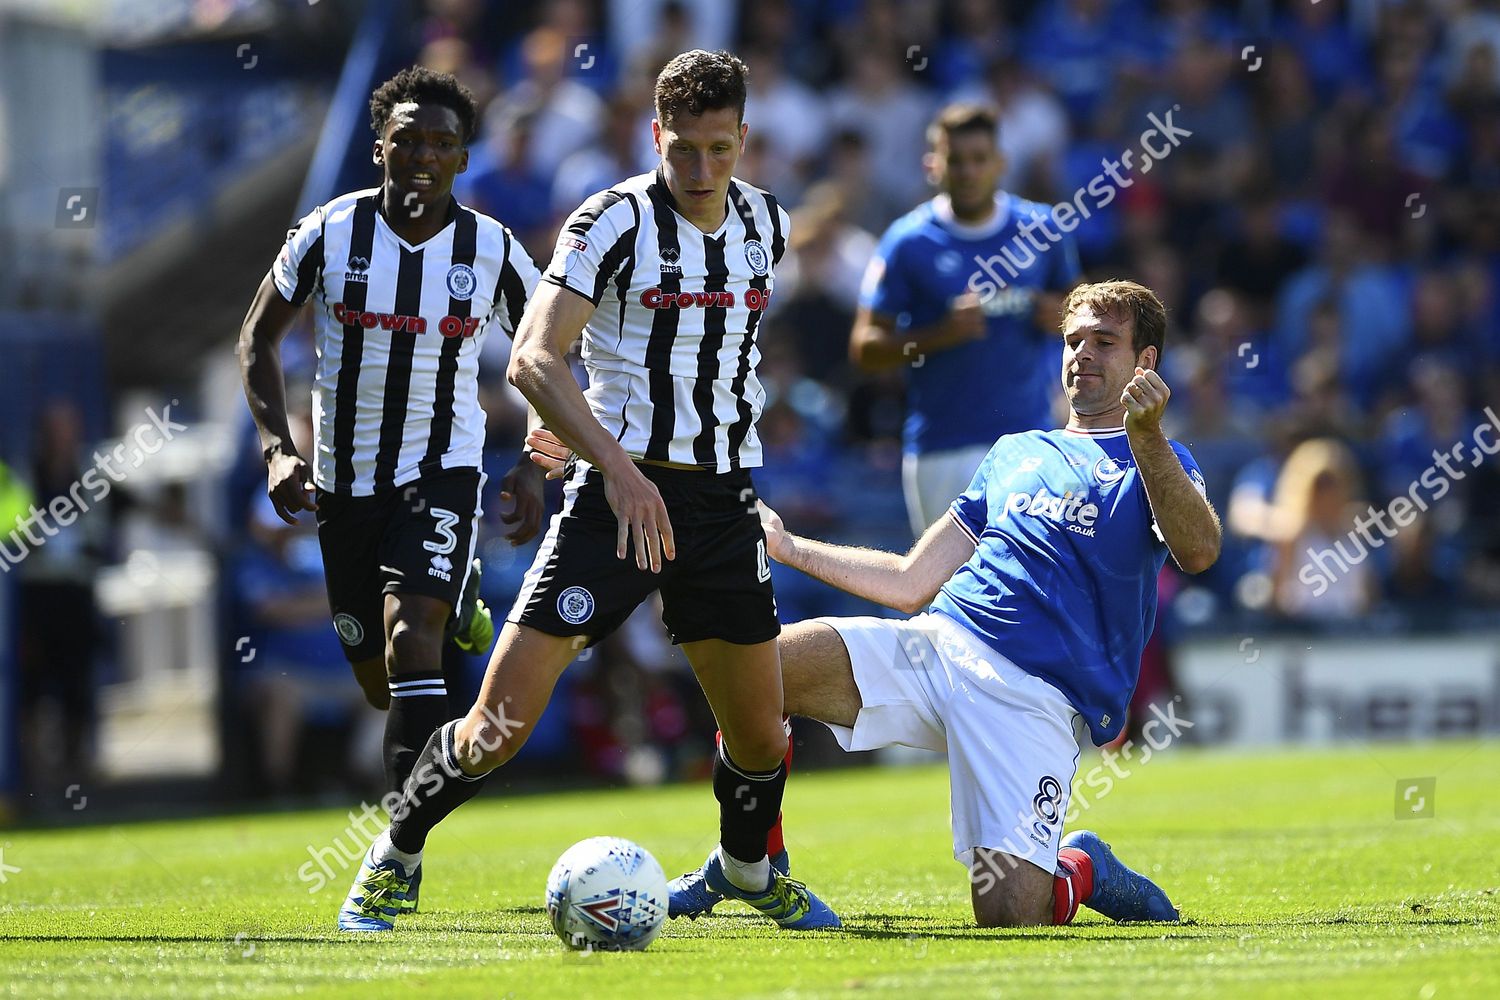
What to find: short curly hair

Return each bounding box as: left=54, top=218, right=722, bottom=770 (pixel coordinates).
left=369, top=66, right=478, bottom=143
left=1062, top=280, right=1168, bottom=360
left=654, top=49, right=748, bottom=125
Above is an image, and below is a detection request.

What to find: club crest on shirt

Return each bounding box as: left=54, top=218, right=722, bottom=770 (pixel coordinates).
left=1094, top=456, right=1127, bottom=485
left=743, top=239, right=769, bottom=276
left=333, top=612, right=365, bottom=646
left=446, top=263, right=477, bottom=300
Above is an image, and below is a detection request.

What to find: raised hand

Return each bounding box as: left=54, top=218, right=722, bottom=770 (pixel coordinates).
left=1122, top=367, right=1170, bottom=436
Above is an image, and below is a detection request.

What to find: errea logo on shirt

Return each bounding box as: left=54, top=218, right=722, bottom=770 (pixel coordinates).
left=1002, top=488, right=1100, bottom=538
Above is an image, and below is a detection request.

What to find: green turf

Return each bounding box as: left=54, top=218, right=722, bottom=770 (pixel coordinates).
left=1, top=741, right=1496, bottom=998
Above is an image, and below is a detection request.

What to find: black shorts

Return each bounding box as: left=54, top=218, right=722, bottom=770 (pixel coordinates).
left=315, top=467, right=483, bottom=663
left=509, top=463, right=779, bottom=647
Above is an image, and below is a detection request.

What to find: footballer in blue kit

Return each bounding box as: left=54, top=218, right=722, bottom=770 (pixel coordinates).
left=934, top=423, right=1205, bottom=746
left=852, top=103, right=1082, bottom=536
left=661, top=279, right=1222, bottom=928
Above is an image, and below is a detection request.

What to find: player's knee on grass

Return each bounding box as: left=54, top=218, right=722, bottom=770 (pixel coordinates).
left=969, top=848, right=1055, bottom=927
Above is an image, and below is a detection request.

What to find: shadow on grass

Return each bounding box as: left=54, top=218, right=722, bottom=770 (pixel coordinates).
left=7, top=910, right=1480, bottom=947
left=818, top=912, right=1203, bottom=942
left=1205, top=916, right=1495, bottom=928
left=0, top=934, right=372, bottom=944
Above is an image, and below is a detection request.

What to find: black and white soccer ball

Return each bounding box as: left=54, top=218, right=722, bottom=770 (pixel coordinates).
left=545, top=837, right=669, bottom=951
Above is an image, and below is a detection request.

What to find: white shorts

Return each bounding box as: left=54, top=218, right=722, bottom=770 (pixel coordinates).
left=901, top=444, right=992, bottom=539
left=818, top=611, right=1087, bottom=874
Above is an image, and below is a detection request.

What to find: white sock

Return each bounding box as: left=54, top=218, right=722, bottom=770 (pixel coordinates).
left=716, top=845, right=770, bottom=893
left=371, top=829, right=422, bottom=872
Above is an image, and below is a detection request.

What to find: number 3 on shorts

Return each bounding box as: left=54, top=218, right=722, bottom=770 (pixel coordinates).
left=422, top=507, right=460, bottom=555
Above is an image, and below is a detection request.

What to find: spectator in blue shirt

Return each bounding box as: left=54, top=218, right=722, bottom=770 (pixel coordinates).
left=851, top=103, right=1081, bottom=536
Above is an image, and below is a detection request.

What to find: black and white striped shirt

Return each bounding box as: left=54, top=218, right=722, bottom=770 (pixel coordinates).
left=273, top=189, right=540, bottom=496
left=544, top=169, right=790, bottom=472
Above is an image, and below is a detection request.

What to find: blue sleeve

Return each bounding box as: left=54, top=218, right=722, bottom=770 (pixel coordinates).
left=1147, top=441, right=1207, bottom=548
left=859, top=224, right=917, bottom=320
left=1170, top=440, right=1207, bottom=498
left=947, top=440, right=1002, bottom=543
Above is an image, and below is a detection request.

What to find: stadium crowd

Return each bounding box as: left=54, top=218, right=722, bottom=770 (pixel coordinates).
left=402, top=0, right=1500, bottom=624
left=8, top=0, right=1500, bottom=803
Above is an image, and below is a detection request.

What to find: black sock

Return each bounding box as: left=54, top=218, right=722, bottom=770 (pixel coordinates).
left=384, top=672, right=450, bottom=797
left=389, top=720, right=488, bottom=854
left=714, top=742, right=788, bottom=864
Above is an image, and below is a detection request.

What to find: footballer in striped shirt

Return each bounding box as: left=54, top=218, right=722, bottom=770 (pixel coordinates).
left=237, top=69, right=543, bottom=879
left=338, top=50, right=839, bottom=935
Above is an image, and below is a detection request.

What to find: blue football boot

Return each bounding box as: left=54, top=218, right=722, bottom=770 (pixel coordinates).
left=337, top=851, right=416, bottom=931
left=1062, top=830, right=1179, bottom=923
left=669, top=849, right=788, bottom=919
left=700, top=850, right=840, bottom=930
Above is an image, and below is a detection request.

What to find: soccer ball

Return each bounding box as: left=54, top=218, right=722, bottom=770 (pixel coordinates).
left=545, top=836, right=669, bottom=951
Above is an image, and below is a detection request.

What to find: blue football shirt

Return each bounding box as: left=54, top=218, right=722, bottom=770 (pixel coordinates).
left=861, top=193, right=1082, bottom=456
left=930, top=425, right=1206, bottom=745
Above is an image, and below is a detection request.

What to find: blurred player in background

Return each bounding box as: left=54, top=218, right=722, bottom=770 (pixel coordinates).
left=237, top=67, right=544, bottom=910
left=675, top=279, right=1215, bottom=926
left=851, top=103, right=1081, bottom=537
left=336, top=49, right=839, bottom=934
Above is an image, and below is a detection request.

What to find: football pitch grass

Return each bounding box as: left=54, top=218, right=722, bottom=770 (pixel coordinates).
left=1, top=741, right=1496, bottom=999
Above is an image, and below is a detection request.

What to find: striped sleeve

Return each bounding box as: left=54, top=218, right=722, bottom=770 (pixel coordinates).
left=767, top=195, right=791, bottom=266
left=543, top=189, right=637, bottom=306
left=272, top=205, right=325, bottom=306
left=490, top=226, right=542, bottom=337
